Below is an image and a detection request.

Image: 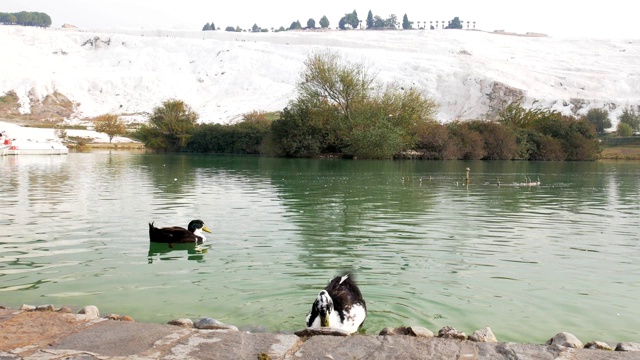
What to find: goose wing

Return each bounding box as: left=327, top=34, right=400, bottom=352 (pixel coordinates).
left=149, top=222, right=199, bottom=243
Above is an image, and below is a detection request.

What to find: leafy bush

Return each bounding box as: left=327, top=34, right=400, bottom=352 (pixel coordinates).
left=617, top=122, right=633, bottom=137
left=131, top=99, right=198, bottom=151
left=270, top=105, right=328, bottom=157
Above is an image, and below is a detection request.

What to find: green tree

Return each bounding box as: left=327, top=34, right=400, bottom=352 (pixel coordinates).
left=338, top=17, right=347, bottom=30
left=583, top=108, right=611, bottom=134
left=307, top=18, right=316, bottom=29
left=225, top=26, right=235, bottom=32
left=366, top=10, right=374, bottom=29
left=319, top=16, right=330, bottom=29
left=402, top=14, right=412, bottom=30
left=617, top=122, right=633, bottom=136
left=347, top=10, right=359, bottom=29
left=202, top=22, right=212, bottom=31
left=340, top=10, right=359, bottom=30
left=289, top=20, right=302, bottom=30
left=94, top=114, right=126, bottom=143
left=297, top=50, right=375, bottom=120
left=384, top=14, right=399, bottom=29
left=211, top=22, right=216, bottom=30
left=373, top=16, right=385, bottom=29
left=446, top=17, right=463, bottom=29
left=133, top=99, right=199, bottom=151
left=618, top=106, right=640, bottom=131
left=252, top=23, right=261, bottom=32
left=289, top=51, right=437, bottom=159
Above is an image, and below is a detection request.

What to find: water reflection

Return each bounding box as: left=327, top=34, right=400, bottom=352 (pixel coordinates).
left=147, top=242, right=210, bottom=263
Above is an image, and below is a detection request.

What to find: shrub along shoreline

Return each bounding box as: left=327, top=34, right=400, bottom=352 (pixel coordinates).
left=126, top=51, right=636, bottom=161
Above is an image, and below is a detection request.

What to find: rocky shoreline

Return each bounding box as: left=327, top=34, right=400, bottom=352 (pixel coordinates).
left=2, top=304, right=640, bottom=359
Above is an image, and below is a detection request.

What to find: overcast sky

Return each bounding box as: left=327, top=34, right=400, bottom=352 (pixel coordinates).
left=2, top=0, right=638, bottom=38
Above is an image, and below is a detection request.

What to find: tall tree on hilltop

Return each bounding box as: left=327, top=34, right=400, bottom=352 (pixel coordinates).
left=338, top=17, right=347, bottom=30
left=307, top=18, right=316, bottom=29
left=348, top=10, right=359, bottom=29
left=211, top=21, right=216, bottom=30
left=446, top=17, right=463, bottom=29
left=366, top=11, right=374, bottom=29
left=319, top=15, right=330, bottom=28
left=318, top=15, right=329, bottom=28
left=402, top=14, right=412, bottom=29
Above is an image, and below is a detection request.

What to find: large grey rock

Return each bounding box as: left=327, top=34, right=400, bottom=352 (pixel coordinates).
left=545, top=332, right=583, bottom=348
left=19, top=304, right=36, bottom=311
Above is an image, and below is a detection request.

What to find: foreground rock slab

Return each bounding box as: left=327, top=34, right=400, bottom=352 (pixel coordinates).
left=1, top=309, right=640, bottom=359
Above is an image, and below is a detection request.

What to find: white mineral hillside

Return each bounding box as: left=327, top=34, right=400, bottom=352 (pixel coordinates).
left=1, top=25, right=639, bottom=127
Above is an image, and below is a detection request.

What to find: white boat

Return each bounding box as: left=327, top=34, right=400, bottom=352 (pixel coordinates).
left=1, top=131, right=68, bottom=155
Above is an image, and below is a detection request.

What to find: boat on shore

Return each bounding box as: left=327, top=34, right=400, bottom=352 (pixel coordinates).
left=1, top=130, right=68, bottom=155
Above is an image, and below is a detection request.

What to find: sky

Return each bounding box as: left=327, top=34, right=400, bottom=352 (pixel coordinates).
left=2, top=0, right=638, bottom=38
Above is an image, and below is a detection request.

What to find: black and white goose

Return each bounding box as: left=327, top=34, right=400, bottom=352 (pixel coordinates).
left=148, top=219, right=212, bottom=244
left=305, top=274, right=367, bottom=334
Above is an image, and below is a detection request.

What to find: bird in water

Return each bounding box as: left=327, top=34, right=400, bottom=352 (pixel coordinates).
left=148, top=220, right=212, bottom=245
left=305, top=274, right=367, bottom=334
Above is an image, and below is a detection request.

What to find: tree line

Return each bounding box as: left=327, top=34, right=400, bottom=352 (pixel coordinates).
left=0, top=11, right=51, bottom=27
left=119, top=51, right=628, bottom=161
left=201, top=10, right=470, bottom=32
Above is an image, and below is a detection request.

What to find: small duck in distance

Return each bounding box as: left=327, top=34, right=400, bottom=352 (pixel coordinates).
left=305, top=273, right=367, bottom=334
left=148, top=219, right=212, bottom=244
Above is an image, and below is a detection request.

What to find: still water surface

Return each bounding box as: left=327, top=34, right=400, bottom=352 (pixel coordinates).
left=0, top=152, right=639, bottom=343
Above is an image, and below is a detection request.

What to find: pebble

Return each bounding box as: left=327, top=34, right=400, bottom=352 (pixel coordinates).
left=584, top=341, right=612, bottom=351
left=105, top=314, right=135, bottom=321
left=615, top=342, right=640, bottom=352
left=168, top=318, right=194, bottom=328
left=295, top=327, right=350, bottom=337
left=379, top=326, right=434, bottom=338
left=437, top=326, right=466, bottom=340
left=35, top=304, right=55, bottom=312
left=545, top=332, right=583, bottom=348
left=468, top=327, right=498, bottom=343
left=77, top=305, right=100, bottom=320
left=195, top=317, right=239, bottom=331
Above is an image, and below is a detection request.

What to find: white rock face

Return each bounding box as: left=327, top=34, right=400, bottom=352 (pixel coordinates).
left=1, top=26, right=637, bottom=126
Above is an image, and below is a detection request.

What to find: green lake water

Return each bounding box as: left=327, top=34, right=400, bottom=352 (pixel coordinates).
left=0, top=152, right=639, bottom=343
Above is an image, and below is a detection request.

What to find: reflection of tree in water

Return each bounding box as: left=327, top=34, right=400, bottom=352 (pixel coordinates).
left=266, top=159, right=441, bottom=269
left=134, top=154, right=200, bottom=195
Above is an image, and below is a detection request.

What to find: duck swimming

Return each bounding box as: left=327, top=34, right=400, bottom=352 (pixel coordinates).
left=148, top=220, right=212, bottom=244
left=305, top=274, right=367, bottom=334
